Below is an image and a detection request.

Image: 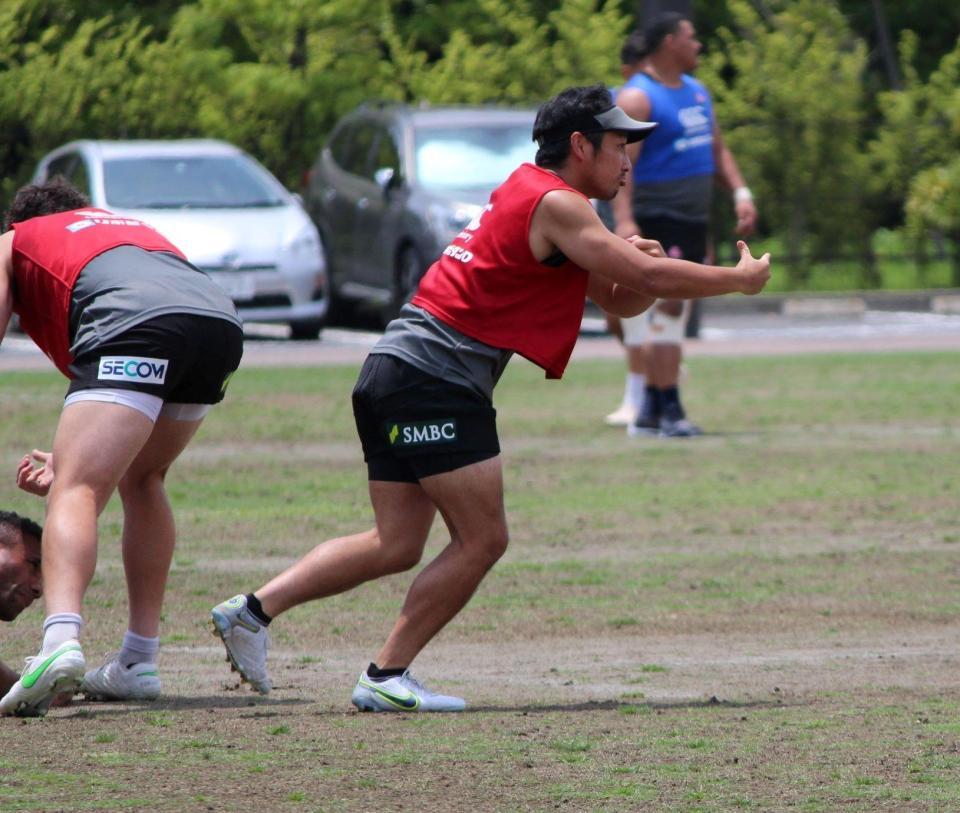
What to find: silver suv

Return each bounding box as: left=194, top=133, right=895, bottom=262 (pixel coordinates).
left=32, top=139, right=328, bottom=339
left=304, top=104, right=536, bottom=324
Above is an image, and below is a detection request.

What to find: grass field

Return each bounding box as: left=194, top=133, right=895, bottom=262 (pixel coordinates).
left=0, top=350, right=958, bottom=812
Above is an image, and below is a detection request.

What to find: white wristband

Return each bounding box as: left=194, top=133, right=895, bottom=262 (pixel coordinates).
left=734, top=186, right=753, bottom=204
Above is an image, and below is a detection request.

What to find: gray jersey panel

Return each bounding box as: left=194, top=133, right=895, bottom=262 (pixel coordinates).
left=70, top=246, right=242, bottom=357
left=371, top=304, right=513, bottom=402
left=632, top=174, right=713, bottom=223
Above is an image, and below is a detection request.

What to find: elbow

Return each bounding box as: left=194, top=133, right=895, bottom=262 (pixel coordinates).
left=643, top=267, right=675, bottom=299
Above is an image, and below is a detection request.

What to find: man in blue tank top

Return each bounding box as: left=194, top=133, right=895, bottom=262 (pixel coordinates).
left=610, top=13, right=758, bottom=437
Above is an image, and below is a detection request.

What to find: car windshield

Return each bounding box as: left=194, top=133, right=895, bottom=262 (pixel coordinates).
left=103, top=155, right=287, bottom=209
left=414, top=124, right=536, bottom=192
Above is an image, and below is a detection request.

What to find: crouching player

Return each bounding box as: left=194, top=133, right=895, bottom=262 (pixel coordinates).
left=211, top=84, right=770, bottom=711
left=0, top=179, right=243, bottom=716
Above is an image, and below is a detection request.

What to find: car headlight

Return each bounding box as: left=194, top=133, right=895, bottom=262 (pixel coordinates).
left=284, top=225, right=322, bottom=260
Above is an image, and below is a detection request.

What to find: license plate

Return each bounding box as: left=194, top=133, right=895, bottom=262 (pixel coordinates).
left=212, top=272, right=256, bottom=302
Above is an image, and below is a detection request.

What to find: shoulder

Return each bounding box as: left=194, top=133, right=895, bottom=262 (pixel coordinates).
left=683, top=74, right=713, bottom=98
left=536, top=188, right=595, bottom=227
left=1, top=229, right=17, bottom=259
left=624, top=72, right=656, bottom=91
left=616, top=84, right=651, bottom=118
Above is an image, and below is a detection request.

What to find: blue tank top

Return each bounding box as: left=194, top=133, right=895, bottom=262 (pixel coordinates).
left=624, top=73, right=715, bottom=183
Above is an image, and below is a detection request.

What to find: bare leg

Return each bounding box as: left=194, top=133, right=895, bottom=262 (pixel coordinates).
left=42, top=403, right=155, bottom=617
left=376, top=456, right=508, bottom=668
left=646, top=299, right=684, bottom=388
left=117, top=416, right=204, bottom=637
left=256, top=480, right=437, bottom=619
left=626, top=344, right=646, bottom=376
left=604, top=312, right=623, bottom=343
left=646, top=342, right=682, bottom=388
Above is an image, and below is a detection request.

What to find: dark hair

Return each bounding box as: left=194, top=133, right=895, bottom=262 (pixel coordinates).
left=620, top=30, right=648, bottom=66
left=0, top=510, right=42, bottom=545
left=4, top=176, right=90, bottom=231
left=643, top=12, right=687, bottom=55
left=532, top=84, right=611, bottom=169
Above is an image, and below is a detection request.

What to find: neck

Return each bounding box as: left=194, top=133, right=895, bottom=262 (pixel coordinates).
left=550, top=165, right=589, bottom=196
left=646, top=55, right=683, bottom=87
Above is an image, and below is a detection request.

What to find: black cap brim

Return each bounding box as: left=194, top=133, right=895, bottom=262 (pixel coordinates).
left=593, top=106, right=658, bottom=143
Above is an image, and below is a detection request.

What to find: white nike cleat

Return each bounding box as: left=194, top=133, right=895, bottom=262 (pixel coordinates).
left=0, top=641, right=85, bottom=717
left=351, top=670, right=466, bottom=713
left=211, top=595, right=272, bottom=694
left=604, top=403, right=638, bottom=427
left=81, top=652, right=161, bottom=701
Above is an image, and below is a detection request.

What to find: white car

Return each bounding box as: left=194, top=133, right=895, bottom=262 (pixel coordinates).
left=32, top=139, right=328, bottom=339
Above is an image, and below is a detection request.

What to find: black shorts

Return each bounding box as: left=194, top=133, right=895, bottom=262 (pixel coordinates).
left=636, top=216, right=708, bottom=264
left=352, top=354, right=500, bottom=483
left=67, top=314, right=244, bottom=404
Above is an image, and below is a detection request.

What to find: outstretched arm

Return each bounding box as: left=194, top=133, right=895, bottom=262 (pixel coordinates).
left=533, top=189, right=770, bottom=300
left=587, top=236, right=661, bottom=317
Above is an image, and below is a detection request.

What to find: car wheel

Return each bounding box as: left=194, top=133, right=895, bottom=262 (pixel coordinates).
left=289, top=319, right=323, bottom=341
left=382, top=246, right=424, bottom=326
left=324, top=280, right=357, bottom=327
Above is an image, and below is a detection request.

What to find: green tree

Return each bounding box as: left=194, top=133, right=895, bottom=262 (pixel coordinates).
left=880, top=35, right=960, bottom=285
left=700, top=0, right=870, bottom=285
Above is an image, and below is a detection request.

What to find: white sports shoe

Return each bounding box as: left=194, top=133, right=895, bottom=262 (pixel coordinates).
left=0, top=640, right=85, bottom=717
left=604, top=403, right=638, bottom=427
left=211, top=595, right=272, bottom=694
left=351, top=670, right=466, bottom=712
left=81, top=653, right=161, bottom=701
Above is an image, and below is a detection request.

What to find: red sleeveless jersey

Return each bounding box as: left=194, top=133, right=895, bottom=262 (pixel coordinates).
left=412, top=163, right=589, bottom=379
left=11, top=208, right=187, bottom=376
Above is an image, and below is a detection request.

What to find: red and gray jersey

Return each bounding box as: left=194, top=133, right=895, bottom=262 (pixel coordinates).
left=411, top=163, right=589, bottom=380
left=11, top=208, right=237, bottom=376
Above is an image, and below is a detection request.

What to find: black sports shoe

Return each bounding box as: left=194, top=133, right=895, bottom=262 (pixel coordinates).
left=628, top=388, right=661, bottom=436
left=658, top=402, right=703, bottom=437
left=659, top=415, right=703, bottom=437
left=628, top=411, right=660, bottom=436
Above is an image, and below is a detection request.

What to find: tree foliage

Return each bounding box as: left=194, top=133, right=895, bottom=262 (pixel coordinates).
left=882, top=35, right=960, bottom=283
left=0, top=0, right=958, bottom=289
left=699, top=0, right=868, bottom=283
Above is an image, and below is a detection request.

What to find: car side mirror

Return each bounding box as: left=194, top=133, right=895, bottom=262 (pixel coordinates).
left=374, top=167, right=397, bottom=195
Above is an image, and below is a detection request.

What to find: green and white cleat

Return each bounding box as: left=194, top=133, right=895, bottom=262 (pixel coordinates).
left=81, top=653, right=161, bottom=701
left=351, top=670, right=466, bottom=713
left=211, top=595, right=272, bottom=694
left=0, top=641, right=85, bottom=717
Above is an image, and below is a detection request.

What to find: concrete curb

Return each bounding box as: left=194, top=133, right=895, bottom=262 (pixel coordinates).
left=699, top=288, right=960, bottom=316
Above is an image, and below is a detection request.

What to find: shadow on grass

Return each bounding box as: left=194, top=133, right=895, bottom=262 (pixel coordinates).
left=466, top=697, right=790, bottom=714
left=54, top=695, right=791, bottom=720
left=61, top=694, right=310, bottom=718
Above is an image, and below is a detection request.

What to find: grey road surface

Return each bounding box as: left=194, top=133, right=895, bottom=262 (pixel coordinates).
left=1, top=306, right=957, bottom=373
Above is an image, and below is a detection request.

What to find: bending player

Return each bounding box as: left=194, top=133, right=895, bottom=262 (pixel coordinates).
left=0, top=178, right=243, bottom=716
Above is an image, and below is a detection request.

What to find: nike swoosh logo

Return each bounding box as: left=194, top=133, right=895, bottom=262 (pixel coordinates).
left=21, top=644, right=83, bottom=689
left=361, top=679, right=419, bottom=710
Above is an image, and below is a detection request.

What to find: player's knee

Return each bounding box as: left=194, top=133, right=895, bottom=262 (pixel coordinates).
left=375, top=529, right=426, bottom=574
left=117, top=466, right=168, bottom=499
left=480, top=527, right=509, bottom=566
left=382, top=544, right=424, bottom=574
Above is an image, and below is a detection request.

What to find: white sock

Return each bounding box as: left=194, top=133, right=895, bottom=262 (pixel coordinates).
left=627, top=373, right=647, bottom=409
left=41, top=613, right=83, bottom=655
left=119, top=631, right=160, bottom=667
